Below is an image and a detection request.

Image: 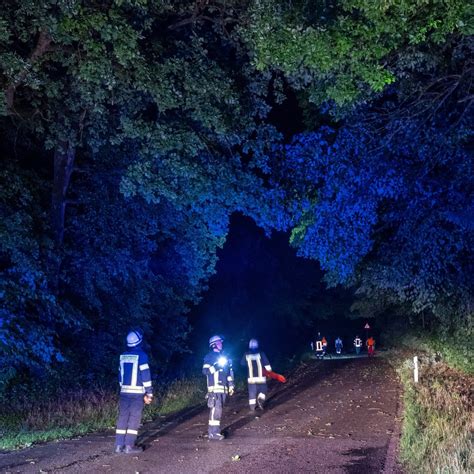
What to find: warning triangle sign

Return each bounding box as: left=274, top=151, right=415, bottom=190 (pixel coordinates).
left=364, top=323, right=371, bottom=329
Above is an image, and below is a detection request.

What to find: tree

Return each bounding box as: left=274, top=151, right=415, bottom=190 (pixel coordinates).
left=0, top=0, right=283, bottom=385
left=244, top=0, right=470, bottom=108
left=271, top=33, right=473, bottom=329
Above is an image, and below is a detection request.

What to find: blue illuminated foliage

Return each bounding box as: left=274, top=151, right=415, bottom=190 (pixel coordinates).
left=0, top=0, right=472, bottom=394
left=274, top=93, right=472, bottom=327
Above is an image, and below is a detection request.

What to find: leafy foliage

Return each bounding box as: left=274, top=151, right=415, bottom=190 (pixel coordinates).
left=0, top=0, right=284, bottom=389
left=245, top=0, right=470, bottom=107
left=0, top=164, right=63, bottom=386
left=0, top=0, right=472, bottom=396
left=271, top=34, right=473, bottom=329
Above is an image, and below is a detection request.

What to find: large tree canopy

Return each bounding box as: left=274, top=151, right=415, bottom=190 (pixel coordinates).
left=245, top=0, right=471, bottom=107
left=0, top=0, right=472, bottom=389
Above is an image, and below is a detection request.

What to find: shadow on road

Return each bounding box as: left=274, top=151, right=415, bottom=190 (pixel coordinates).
left=138, top=403, right=207, bottom=449
left=341, top=446, right=387, bottom=473
left=223, top=359, right=353, bottom=437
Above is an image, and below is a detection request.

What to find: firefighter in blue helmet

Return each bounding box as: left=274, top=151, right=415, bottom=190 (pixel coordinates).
left=115, top=330, right=153, bottom=454
left=202, top=335, right=235, bottom=440
left=241, top=339, right=272, bottom=412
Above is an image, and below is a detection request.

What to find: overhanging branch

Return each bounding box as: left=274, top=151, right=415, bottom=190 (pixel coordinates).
left=5, top=31, right=53, bottom=112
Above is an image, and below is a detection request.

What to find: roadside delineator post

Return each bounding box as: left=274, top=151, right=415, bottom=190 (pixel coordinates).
left=414, top=356, right=419, bottom=383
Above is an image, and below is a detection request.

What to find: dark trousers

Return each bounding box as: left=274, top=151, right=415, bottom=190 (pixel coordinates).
left=248, top=382, right=267, bottom=409
left=115, top=394, right=144, bottom=447
left=207, top=392, right=226, bottom=435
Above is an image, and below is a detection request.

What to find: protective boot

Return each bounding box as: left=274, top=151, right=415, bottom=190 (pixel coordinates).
left=257, top=396, right=265, bottom=411
left=208, top=433, right=225, bottom=441
left=124, top=445, right=143, bottom=454
left=114, top=445, right=124, bottom=454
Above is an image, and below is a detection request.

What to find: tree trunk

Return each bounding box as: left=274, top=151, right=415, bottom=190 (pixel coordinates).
left=51, top=143, right=75, bottom=246
left=5, top=31, right=52, bottom=112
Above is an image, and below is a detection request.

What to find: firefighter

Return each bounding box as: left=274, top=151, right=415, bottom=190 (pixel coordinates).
left=115, top=330, right=153, bottom=454
left=314, top=332, right=324, bottom=358
left=366, top=336, right=376, bottom=356
left=321, top=336, right=328, bottom=356
left=202, top=335, right=235, bottom=441
left=354, top=335, right=362, bottom=355
left=241, top=339, right=272, bottom=413
left=335, top=337, right=343, bottom=355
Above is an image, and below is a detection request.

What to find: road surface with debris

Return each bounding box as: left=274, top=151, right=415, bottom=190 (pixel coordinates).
left=0, top=357, right=403, bottom=473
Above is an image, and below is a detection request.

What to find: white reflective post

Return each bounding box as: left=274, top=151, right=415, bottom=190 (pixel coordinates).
left=414, top=356, right=419, bottom=383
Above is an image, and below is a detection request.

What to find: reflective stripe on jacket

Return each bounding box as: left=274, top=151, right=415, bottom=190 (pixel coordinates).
left=241, top=351, right=271, bottom=384
left=202, top=351, right=234, bottom=393
left=119, top=347, right=153, bottom=395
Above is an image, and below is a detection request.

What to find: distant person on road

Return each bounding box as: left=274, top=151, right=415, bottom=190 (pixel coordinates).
left=335, top=337, right=343, bottom=355
left=354, top=336, right=362, bottom=355
left=115, top=330, right=153, bottom=454
left=241, top=339, right=272, bottom=413
left=202, top=335, right=235, bottom=441
left=321, top=336, right=328, bottom=356
left=366, top=336, right=376, bottom=356
left=314, top=332, right=324, bottom=358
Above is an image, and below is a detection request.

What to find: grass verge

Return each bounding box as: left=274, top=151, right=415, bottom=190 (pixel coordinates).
left=0, top=378, right=205, bottom=451
left=393, top=350, right=473, bottom=473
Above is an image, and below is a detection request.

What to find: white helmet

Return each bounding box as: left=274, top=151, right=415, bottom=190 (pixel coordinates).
left=209, top=335, right=224, bottom=348
left=249, top=338, right=259, bottom=350
left=127, top=330, right=143, bottom=347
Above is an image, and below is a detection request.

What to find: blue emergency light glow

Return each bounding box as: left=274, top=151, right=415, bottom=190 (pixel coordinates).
left=217, top=356, right=228, bottom=367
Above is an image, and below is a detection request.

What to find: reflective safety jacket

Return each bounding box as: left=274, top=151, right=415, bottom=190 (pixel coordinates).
left=119, top=346, right=153, bottom=396
left=241, top=350, right=272, bottom=384
left=367, top=337, right=375, bottom=347
left=335, top=338, right=343, bottom=349
left=354, top=337, right=362, bottom=347
left=315, top=339, right=323, bottom=351
left=202, top=351, right=234, bottom=394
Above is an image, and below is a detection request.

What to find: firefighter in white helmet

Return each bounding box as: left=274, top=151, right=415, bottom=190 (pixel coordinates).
left=241, top=339, right=272, bottom=412
left=115, top=330, right=153, bottom=454
left=202, top=335, right=235, bottom=440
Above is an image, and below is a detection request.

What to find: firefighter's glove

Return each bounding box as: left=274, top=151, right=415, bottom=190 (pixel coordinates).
left=228, top=385, right=235, bottom=397
left=144, top=394, right=153, bottom=405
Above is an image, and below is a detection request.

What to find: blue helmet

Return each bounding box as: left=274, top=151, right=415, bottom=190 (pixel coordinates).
left=126, top=330, right=143, bottom=347
left=249, top=338, right=259, bottom=350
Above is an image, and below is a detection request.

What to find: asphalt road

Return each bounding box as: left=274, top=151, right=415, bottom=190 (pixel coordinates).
left=0, top=357, right=403, bottom=473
